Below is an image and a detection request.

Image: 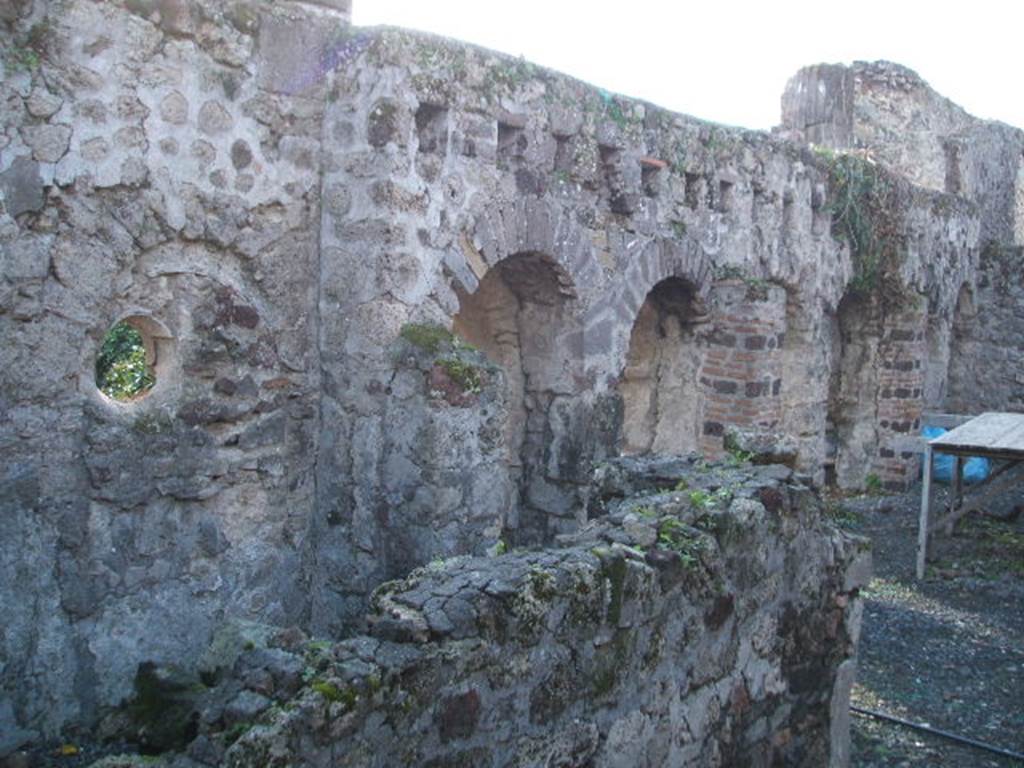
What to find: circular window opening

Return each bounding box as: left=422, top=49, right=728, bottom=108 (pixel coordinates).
left=95, top=319, right=157, bottom=401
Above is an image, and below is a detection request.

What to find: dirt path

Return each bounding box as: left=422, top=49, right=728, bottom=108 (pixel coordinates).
left=832, top=484, right=1024, bottom=767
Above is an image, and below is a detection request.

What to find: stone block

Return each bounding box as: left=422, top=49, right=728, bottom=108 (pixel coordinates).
left=0, top=156, right=44, bottom=217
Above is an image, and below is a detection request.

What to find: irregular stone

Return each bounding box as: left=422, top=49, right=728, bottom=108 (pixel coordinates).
left=160, top=91, right=189, bottom=124
left=230, top=139, right=252, bottom=170
left=197, top=101, right=233, bottom=135
left=80, top=136, right=110, bottom=161
left=0, top=156, right=44, bottom=217
left=223, top=690, right=271, bottom=726
left=25, top=88, right=63, bottom=119
left=21, top=124, right=72, bottom=163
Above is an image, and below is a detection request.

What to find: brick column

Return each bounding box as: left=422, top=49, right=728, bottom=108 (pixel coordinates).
left=873, top=308, right=926, bottom=490
left=700, top=281, right=787, bottom=457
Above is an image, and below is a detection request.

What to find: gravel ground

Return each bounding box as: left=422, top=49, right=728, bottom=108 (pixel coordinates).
left=832, top=483, right=1024, bottom=767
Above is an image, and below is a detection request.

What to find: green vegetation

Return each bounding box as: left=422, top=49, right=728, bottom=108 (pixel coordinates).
left=437, top=356, right=483, bottom=394
left=864, top=473, right=882, bottom=495
left=311, top=679, right=358, bottom=710
left=657, top=519, right=706, bottom=569
left=223, top=722, right=252, bottom=745
left=96, top=321, right=155, bottom=401
left=399, top=322, right=454, bottom=354
left=528, top=566, right=557, bottom=601
left=820, top=150, right=906, bottom=303
left=4, top=20, right=50, bottom=73
left=714, top=266, right=772, bottom=301
left=5, top=46, right=40, bottom=72
left=687, top=487, right=732, bottom=510
left=723, top=433, right=755, bottom=466
left=824, top=498, right=862, bottom=529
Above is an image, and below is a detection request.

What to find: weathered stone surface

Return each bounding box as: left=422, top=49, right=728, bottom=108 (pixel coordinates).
left=160, top=91, right=190, bottom=124
left=197, top=100, right=233, bottom=135
left=0, top=156, right=44, bottom=217
left=21, top=123, right=72, bottom=163
left=0, top=0, right=1019, bottom=757
left=25, top=88, right=64, bottom=119
left=188, top=459, right=866, bottom=767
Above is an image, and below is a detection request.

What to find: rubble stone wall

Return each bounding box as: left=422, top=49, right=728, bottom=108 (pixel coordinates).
left=219, top=459, right=867, bottom=768
left=0, top=0, right=1005, bottom=749
left=783, top=60, right=1024, bottom=418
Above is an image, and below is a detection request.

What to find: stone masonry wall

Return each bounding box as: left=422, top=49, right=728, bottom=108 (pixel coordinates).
left=156, top=458, right=868, bottom=768
left=0, top=3, right=995, bottom=747
left=0, top=0, right=347, bottom=747
left=946, top=244, right=1024, bottom=413
left=699, top=281, right=787, bottom=458
left=783, top=60, right=1023, bottom=417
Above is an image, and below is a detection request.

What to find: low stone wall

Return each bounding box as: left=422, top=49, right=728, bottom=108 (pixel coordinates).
left=103, top=458, right=867, bottom=768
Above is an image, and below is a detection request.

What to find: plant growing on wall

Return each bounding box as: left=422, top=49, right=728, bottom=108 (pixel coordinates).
left=822, top=150, right=908, bottom=306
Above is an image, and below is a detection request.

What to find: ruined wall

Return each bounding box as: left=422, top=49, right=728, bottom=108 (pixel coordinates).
left=141, top=459, right=868, bottom=768
left=946, top=243, right=1024, bottom=413
left=783, top=60, right=1023, bottom=418
left=0, top=2, right=988, bottom=747
left=0, top=0, right=348, bottom=747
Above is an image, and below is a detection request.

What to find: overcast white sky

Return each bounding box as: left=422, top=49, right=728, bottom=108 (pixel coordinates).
left=353, top=1, right=1022, bottom=131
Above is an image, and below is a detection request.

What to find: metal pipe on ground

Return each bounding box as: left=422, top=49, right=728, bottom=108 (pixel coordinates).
left=851, top=705, right=1024, bottom=762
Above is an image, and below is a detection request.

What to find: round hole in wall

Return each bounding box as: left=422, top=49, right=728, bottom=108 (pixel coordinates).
left=94, top=318, right=162, bottom=402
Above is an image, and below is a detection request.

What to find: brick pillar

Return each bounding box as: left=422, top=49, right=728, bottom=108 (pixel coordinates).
left=873, top=308, right=926, bottom=490
left=700, top=281, right=787, bottom=457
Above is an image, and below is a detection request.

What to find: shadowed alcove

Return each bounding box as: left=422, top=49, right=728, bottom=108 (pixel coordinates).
left=452, top=252, right=579, bottom=539
left=617, top=277, right=706, bottom=455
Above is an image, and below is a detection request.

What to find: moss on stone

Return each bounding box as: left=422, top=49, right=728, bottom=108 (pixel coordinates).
left=657, top=519, right=706, bottom=570
left=399, top=323, right=453, bottom=354
left=590, top=664, right=618, bottom=698
left=528, top=567, right=557, bottom=601
left=312, top=679, right=358, bottom=711
left=601, top=555, right=628, bottom=626
left=127, top=663, right=201, bottom=752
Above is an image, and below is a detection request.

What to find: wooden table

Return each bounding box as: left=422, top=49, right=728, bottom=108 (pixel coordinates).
left=917, top=412, right=1024, bottom=578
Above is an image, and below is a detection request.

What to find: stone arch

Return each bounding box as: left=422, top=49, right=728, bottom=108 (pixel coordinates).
left=585, top=237, right=712, bottom=385
left=617, top=275, right=707, bottom=455
left=450, top=197, right=606, bottom=300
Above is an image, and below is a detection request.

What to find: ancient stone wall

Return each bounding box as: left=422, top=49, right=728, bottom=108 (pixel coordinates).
left=0, top=0, right=346, bottom=747
left=783, top=60, right=1023, bottom=418
left=0, top=1, right=999, bottom=749
left=946, top=243, right=1024, bottom=413
left=117, top=459, right=869, bottom=768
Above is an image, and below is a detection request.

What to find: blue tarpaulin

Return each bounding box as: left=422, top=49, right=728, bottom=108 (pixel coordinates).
left=922, top=425, right=991, bottom=484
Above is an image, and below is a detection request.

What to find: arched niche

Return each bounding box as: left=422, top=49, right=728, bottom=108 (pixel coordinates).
left=826, top=291, right=881, bottom=488
left=452, top=251, right=580, bottom=540
left=944, top=282, right=978, bottom=413
left=617, top=276, right=706, bottom=456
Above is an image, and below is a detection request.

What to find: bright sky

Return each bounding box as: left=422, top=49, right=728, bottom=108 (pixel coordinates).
left=353, top=1, right=1022, bottom=132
